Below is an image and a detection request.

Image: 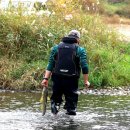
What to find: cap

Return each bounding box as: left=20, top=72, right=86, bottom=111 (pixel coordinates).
left=68, top=30, right=80, bottom=39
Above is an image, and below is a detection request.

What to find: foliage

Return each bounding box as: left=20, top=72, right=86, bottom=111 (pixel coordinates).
left=115, top=5, right=130, bottom=18
left=0, top=0, right=130, bottom=90
left=99, top=0, right=130, bottom=18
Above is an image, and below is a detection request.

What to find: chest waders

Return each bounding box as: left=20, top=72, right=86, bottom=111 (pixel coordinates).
left=51, top=42, right=80, bottom=115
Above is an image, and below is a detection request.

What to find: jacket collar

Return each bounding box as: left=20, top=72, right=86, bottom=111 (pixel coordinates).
left=62, top=36, right=78, bottom=44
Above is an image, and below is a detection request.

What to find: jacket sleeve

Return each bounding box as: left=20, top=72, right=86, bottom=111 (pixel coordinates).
left=78, top=47, right=89, bottom=74
left=46, top=45, right=58, bottom=71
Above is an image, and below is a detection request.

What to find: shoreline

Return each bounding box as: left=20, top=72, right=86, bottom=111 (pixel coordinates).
left=78, top=86, right=130, bottom=96
left=0, top=86, right=130, bottom=96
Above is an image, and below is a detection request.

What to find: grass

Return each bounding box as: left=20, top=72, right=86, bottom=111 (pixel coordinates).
left=100, top=0, right=130, bottom=19
left=0, top=0, right=130, bottom=90
left=103, top=2, right=127, bottom=15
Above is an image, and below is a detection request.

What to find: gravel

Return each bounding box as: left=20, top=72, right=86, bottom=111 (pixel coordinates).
left=78, top=86, right=130, bottom=96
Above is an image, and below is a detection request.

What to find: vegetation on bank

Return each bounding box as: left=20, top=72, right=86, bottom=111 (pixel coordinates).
left=101, top=0, right=129, bottom=17
left=0, top=0, right=130, bottom=90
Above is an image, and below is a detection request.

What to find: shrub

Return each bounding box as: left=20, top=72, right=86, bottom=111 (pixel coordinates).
left=116, top=7, right=130, bottom=18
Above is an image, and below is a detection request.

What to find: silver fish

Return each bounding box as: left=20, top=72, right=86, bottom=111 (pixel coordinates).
left=40, top=87, right=48, bottom=116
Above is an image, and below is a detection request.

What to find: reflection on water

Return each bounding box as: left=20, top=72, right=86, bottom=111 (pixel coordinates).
left=0, top=91, right=130, bottom=130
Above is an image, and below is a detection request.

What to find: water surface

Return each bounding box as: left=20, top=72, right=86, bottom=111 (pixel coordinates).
left=0, top=91, right=130, bottom=130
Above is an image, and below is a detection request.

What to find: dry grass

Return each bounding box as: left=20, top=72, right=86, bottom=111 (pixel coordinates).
left=102, top=14, right=130, bottom=25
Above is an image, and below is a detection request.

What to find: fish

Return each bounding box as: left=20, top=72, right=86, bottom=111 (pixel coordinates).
left=40, top=87, right=49, bottom=116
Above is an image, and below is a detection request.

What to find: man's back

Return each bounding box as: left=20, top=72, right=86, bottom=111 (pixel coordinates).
left=53, top=42, right=80, bottom=77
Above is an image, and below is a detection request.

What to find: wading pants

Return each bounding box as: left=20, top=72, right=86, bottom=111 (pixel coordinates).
left=51, top=75, right=79, bottom=111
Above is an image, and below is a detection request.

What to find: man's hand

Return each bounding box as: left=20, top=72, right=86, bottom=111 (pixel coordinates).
left=41, top=79, right=48, bottom=87
left=83, top=74, right=89, bottom=89
left=84, top=81, right=90, bottom=89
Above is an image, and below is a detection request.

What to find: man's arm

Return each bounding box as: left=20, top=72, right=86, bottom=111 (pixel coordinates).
left=44, top=70, right=52, bottom=79
left=78, top=47, right=89, bottom=88
left=41, top=45, right=58, bottom=87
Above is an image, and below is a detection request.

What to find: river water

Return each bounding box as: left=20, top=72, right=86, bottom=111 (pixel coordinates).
left=0, top=91, right=130, bottom=130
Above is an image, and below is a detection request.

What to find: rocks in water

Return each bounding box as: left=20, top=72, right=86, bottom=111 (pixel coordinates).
left=79, top=86, right=130, bottom=96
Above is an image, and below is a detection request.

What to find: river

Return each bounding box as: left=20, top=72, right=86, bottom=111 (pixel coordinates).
left=0, top=91, right=130, bottom=130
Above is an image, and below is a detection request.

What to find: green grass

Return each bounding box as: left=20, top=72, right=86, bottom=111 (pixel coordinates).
left=100, top=1, right=130, bottom=17
left=104, top=2, right=127, bottom=14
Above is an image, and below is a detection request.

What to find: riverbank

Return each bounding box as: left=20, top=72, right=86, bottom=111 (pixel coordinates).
left=1, top=86, right=130, bottom=96
left=78, top=86, right=130, bottom=96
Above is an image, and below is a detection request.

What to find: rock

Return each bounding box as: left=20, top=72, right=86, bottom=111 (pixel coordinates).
left=79, top=87, right=130, bottom=96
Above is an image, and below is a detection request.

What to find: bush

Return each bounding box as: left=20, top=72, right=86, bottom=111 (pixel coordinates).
left=108, top=0, right=125, bottom=3
left=116, top=7, right=130, bottom=18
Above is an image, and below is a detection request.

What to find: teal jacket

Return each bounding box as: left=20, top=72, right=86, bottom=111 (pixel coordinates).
left=46, top=37, right=89, bottom=75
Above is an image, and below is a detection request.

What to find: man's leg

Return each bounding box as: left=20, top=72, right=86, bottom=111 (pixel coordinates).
left=51, top=75, right=63, bottom=114
left=63, top=78, right=78, bottom=115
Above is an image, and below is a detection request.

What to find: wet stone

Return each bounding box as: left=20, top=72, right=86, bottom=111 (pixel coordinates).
left=79, top=86, right=130, bottom=96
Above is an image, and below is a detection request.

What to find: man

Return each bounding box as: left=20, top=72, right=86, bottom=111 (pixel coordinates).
left=41, top=30, right=89, bottom=115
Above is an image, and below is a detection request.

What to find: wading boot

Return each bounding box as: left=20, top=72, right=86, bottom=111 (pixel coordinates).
left=51, top=102, right=60, bottom=115
left=66, top=109, right=76, bottom=116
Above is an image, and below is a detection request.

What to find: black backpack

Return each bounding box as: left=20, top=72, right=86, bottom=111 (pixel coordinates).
left=53, top=42, right=80, bottom=77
